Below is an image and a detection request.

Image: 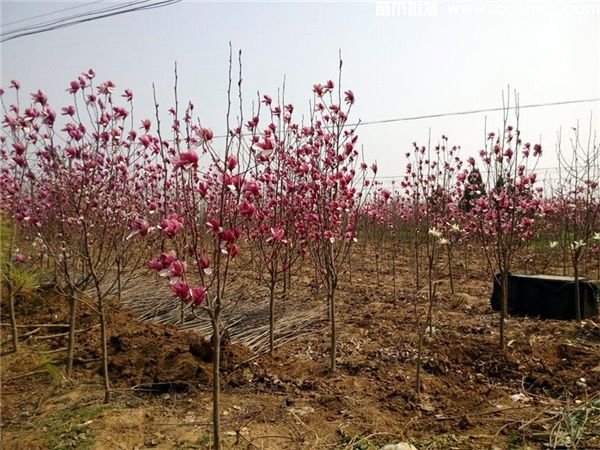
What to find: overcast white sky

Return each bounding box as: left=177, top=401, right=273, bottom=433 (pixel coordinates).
left=1, top=1, right=599, bottom=183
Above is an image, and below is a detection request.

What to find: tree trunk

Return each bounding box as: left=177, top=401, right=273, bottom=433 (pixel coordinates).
left=66, top=294, right=77, bottom=378
left=211, top=316, right=222, bottom=450
left=426, top=258, right=434, bottom=336
left=574, top=263, right=582, bottom=321
left=499, top=271, right=508, bottom=352
left=375, top=251, right=380, bottom=288
left=268, top=265, right=277, bottom=354
left=447, top=246, right=455, bottom=295
left=116, top=259, right=122, bottom=304
left=8, top=283, right=18, bottom=353
left=415, top=300, right=424, bottom=396
left=7, top=220, right=19, bottom=353
left=99, top=296, right=111, bottom=403
left=414, top=239, right=421, bottom=291
left=348, top=253, right=353, bottom=283
left=327, top=277, right=337, bottom=373
left=392, top=246, right=397, bottom=301
left=416, top=324, right=424, bottom=396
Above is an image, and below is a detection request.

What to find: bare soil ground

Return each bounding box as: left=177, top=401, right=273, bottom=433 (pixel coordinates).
left=2, top=250, right=600, bottom=449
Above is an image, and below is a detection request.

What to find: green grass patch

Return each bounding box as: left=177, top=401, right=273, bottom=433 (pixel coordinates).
left=41, top=403, right=111, bottom=450
left=410, top=433, right=471, bottom=449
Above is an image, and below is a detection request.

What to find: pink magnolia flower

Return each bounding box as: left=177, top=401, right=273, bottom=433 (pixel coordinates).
left=252, top=138, right=275, bottom=158
left=197, top=181, right=209, bottom=197
left=227, top=154, right=238, bottom=171
left=31, top=90, right=48, bottom=106
left=520, top=217, right=534, bottom=228
left=268, top=227, right=284, bottom=243
left=10, top=80, right=20, bottom=90
left=344, top=90, right=355, bottom=105
left=122, top=89, right=133, bottom=101
left=198, top=256, right=212, bottom=275
left=166, top=260, right=186, bottom=278
left=12, top=142, right=26, bottom=155
left=172, top=149, right=198, bottom=170
left=14, top=253, right=28, bottom=263
left=522, top=230, right=535, bottom=240
left=140, top=119, right=152, bottom=131
left=160, top=250, right=178, bottom=267
left=61, top=105, right=76, bottom=116
left=220, top=228, right=236, bottom=244
left=225, top=174, right=244, bottom=192
left=191, top=287, right=207, bottom=306
left=171, top=281, right=190, bottom=299
left=245, top=181, right=260, bottom=197
left=199, top=127, right=213, bottom=142
left=12, top=155, right=27, bottom=167
left=43, top=108, right=56, bottom=126
left=67, top=80, right=81, bottom=94
left=240, top=201, right=255, bottom=217
left=206, top=218, right=222, bottom=234
left=113, top=106, right=128, bottom=120
left=148, top=259, right=164, bottom=271
left=97, top=80, right=116, bottom=95
left=131, top=218, right=150, bottom=237
left=230, top=244, right=240, bottom=258
left=159, top=215, right=184, bottom=237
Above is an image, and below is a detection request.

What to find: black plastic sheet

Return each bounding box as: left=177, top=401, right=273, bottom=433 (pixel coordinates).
left=490, top=274, right=599, bottom=320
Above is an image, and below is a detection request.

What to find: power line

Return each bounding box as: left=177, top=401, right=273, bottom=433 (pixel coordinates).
left=210, top=97, right=600, bottom=139
left=2, top=0, right=151, bottom=37
left=1, top=0, right=107, bottom=28
left=355, top=97, right=600, bottom=127
left=1, top=0, right=181, bottom=43
left=376, top=167, right=563, bottom=180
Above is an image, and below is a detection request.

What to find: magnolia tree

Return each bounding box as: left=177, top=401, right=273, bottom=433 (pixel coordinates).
left=364, top=183, right=396, bottom=291
left=554, top=120, right=600, bottom=320
left=400, top=135, right=464, bottom=393
left=467, top=93, right=543, bottom=350
left=140, top=50, right=333, bottom=449
left=301, top=73, right=375, bottom=373
left=408, top=136, right=463, bottom=331
left=1, top=73, right=160, bottom=399
left=0, top=80, right=35, bottom=352
left=243, top=92, right=305, bottom=354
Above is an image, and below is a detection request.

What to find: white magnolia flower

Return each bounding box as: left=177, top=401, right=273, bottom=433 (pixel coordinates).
left=439, top=237, right=450, bottom=245
left=549, top=241, right=559, bottom=249
left=428, top=227, right=442, bottom=238
left=450, top=223, right=461, bottom=233
left=592, top=232, right=600, bottom=241
left=571, top=240, right=587, bottom=251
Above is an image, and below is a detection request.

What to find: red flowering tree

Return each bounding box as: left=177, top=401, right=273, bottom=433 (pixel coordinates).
left=554, top=120, right=600, bottom=320
left=467, top=93, right=543, bottom=350
left=1, top=72, right=162, bottom=399
left=300, top=73, right=375, bottom=373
